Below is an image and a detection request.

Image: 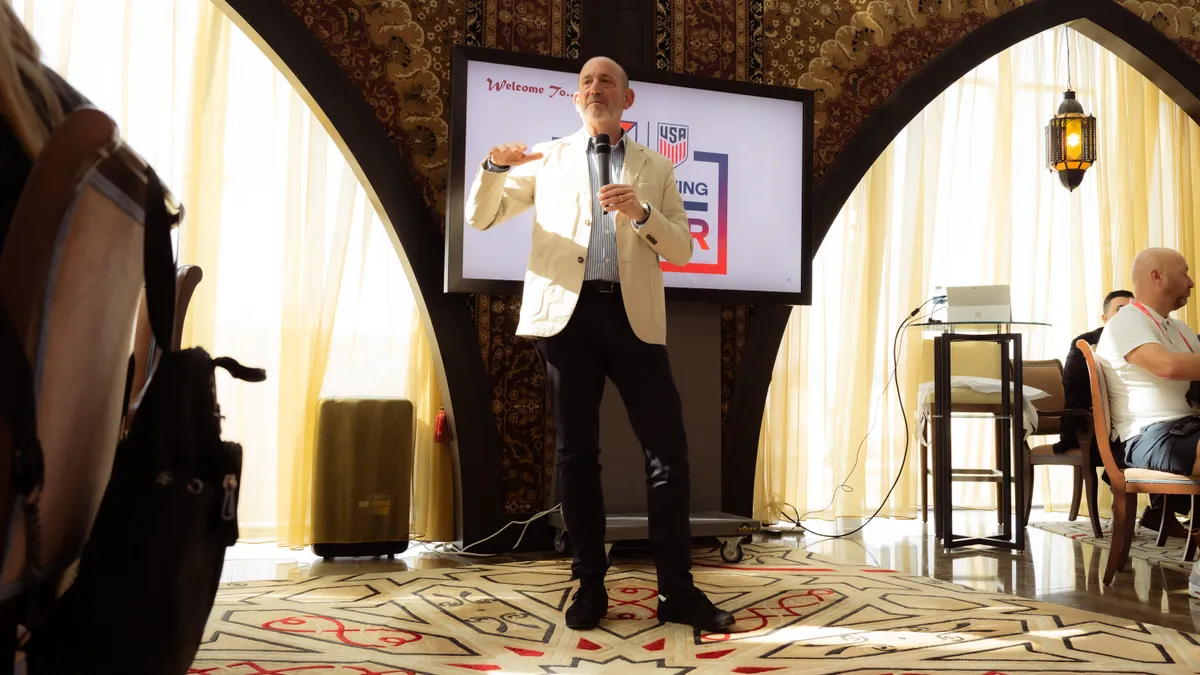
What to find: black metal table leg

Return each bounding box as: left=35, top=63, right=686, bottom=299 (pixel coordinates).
left=999, top=341, right=1013, bottom=541
left=934, top=331, right=1027, bottom=552
left=934, top=334, right=951, bottom=544
left=1013, top=334, right=1026, bottom=551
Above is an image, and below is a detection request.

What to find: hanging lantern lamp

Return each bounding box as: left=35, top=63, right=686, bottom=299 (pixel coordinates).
left=1045, top=29, right=1097, bottom=191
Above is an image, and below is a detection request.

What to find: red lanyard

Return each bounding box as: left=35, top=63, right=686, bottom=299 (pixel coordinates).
left=1132, top=301, right=1195, bottom=353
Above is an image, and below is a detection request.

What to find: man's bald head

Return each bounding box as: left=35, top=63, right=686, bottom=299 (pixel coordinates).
left=580, top=56, right=628, bottom=89
left=1131, top=247, right=1194, bottom=314
left=1132, top=248, right=1184, bottom=283
left=575, top=56, right=634, bottom=138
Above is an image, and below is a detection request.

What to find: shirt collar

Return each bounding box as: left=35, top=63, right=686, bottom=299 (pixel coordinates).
left=1135, top=301, right=1167, bottom=323
left=585, top=129, right=625, bottom=149
left=1132, top=301, right=1182, bottom=333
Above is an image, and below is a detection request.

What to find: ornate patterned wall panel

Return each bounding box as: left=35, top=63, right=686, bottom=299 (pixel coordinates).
left=285, top=0, right=463, bottom=219
left=761, top=0, right=1200, bottom=181
left=280, top=0, right=1200, bottom=525
left=1124, top=0, right=1200, bottom=58
left=762, top=0, right=1027, bottom=179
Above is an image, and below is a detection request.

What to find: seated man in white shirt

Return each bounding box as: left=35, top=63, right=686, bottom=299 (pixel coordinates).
left=1096, top=248, right=1200, bottom=547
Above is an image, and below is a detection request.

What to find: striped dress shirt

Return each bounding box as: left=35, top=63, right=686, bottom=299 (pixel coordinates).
left=583, top=134, right=624, bottom=282
left=485, top=131, right=643, bottom=283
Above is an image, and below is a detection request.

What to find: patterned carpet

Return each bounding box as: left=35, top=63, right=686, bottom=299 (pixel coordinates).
left=1029, top=519, right=1194, bottom=575
left=191, top=542, right=1200, bottom=675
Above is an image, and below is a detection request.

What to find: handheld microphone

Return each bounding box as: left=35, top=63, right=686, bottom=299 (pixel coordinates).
left=594, top=133, right=612, bottom=188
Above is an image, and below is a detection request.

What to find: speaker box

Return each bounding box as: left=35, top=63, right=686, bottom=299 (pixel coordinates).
left=311, top=397, right=413, bottom=559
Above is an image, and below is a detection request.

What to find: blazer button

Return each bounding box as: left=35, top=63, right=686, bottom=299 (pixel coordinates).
left=584, top=219, right=591, bottom=226
left=577, top=256, right=584, bottom=263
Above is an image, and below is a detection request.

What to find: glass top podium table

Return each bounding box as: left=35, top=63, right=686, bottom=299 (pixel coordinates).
left=910, top=320, right=1051, bottom=551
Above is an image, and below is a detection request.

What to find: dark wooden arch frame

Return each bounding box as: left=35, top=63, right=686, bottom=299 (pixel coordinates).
left=214, top=0, right=1200, bottom=545
left=218, top=0, right=506, bottom=548
left=721, top=0, right=1200, bottom=519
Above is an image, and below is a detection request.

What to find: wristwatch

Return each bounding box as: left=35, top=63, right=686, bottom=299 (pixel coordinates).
left=635, top=202, right=652, bottom=226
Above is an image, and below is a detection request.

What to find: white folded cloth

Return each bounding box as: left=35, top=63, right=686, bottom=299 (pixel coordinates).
left=916, top=376, right=1050, bottom=443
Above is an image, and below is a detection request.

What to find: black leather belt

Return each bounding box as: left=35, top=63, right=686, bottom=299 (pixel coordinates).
left=581, top=280, right=620, bottom=293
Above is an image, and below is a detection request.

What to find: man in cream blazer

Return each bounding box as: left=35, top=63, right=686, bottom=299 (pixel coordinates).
left=468, top=126, right=691, bottom=343
left=465, top=56, right=732, bottom=633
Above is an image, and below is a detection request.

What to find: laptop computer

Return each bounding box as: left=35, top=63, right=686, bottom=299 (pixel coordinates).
left=945, top=285, right=1011, bottom=322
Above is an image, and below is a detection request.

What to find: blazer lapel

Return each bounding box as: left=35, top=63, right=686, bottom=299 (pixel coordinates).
left=623, top=140, right=648, bottom=186
left=561, top=129, right=591, bottom=201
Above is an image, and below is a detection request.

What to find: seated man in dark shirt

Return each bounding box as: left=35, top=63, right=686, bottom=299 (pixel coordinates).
left=1059, top=288, right=1189, bottom=536
left=1058, top=290, right=1132, bottom=454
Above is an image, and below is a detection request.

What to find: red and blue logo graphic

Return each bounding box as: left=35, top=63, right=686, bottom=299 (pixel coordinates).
left=660, top=151, right=727, bottom=276
left=619, top=119, right=727, bottom=275
left=620, top=120, right=639, bottom=144
left=657, top=123, right=689, bottom=167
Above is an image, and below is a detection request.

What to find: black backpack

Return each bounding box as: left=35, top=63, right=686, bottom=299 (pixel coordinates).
left=18, top=169, right=266, bottom=674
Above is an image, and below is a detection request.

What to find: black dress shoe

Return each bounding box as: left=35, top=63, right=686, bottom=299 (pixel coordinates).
left=657, top=588, right=735, bottom=632
left=565, top=584, right=609, bottom=630
left=1140, top=506, right=1190, bottom=539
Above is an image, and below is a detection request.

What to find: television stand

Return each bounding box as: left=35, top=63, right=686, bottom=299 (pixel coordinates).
left=547, top=511, right=760, bottom=564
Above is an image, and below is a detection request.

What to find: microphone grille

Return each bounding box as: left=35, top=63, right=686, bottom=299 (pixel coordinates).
left=595, top=133, right=611, bottom=150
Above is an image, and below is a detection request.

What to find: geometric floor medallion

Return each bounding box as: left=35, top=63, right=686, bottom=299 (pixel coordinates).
left=190, top=542, right=1200, bottom=674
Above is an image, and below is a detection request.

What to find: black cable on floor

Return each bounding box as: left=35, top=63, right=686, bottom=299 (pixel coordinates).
left=784, top=297, right=943, bottom=539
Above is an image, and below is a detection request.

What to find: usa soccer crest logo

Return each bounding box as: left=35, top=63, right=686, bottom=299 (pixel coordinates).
left=657, top=123, right=689, bottom=167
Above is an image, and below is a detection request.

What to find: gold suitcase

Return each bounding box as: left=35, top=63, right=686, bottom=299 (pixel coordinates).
left=311, top=397, right=413, bottom=559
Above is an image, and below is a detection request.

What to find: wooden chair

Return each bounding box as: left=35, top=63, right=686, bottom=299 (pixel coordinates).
left=125, top=264, right=202, bottom=430
left=1078, top=339, right=1200, bottom=584
left=0, top=108, right=180, bottom=622
left=1021, top=358, right=1103, bottom=538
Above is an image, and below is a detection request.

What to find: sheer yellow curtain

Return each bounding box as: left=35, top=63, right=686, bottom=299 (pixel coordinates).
left=755, top=142, right=930, bottom=524
left=316, top=182, right=456, bottom=545
left=179, top=0, right=229, bottom=351
left=15, top=0, right=455, bottom=546
left=407, top=309, right=454, bottom=543
left=757, top=27, right=1200, bottom=524
left=273, top=130, right=358, bottom=546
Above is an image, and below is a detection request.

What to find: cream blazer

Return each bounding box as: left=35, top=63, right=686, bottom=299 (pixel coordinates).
left=465, top=128, right=694, bottom=344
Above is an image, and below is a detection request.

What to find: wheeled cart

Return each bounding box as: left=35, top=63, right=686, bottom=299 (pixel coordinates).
left=548, top=511, right=760, bottom=564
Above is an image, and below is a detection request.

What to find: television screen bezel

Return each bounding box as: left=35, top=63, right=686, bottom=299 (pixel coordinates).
left=445, top=45, right=814, bottom=306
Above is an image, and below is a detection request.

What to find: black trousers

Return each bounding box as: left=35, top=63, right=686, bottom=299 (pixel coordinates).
left=1150, top=493, right=1192, bottom=515
left=537, top=283, right=694, bottom=597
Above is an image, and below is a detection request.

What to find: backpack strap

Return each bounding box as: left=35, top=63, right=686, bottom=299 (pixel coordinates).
left=142, top=166, right=180, bottom=355
left=0, top=299, right=46, bottom=644
left=0, top=308, right=44, bottom=535
left=0, top=307, right=42, bottom=490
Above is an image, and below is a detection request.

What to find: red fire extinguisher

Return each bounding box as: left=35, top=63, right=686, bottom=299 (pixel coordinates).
left=434, top=406, right=450, bottom=444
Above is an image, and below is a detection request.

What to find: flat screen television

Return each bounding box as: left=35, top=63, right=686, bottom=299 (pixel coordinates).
left=445, top=45, right=814, bottom=305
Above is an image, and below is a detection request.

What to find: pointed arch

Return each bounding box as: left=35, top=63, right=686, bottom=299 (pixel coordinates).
left=722, top=0, right=1200, bottom=517
left=214, top=0, right=503, bottom=547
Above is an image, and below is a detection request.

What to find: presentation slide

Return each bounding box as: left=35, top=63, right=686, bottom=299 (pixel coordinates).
left=447, top=54, right=811, bottom=300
